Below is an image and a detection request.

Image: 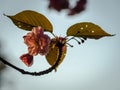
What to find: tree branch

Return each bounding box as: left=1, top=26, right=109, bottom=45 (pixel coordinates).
left=0, top=45, right=63, bottom=76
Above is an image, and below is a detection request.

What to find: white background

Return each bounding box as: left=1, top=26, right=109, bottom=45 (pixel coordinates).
left=0, top=0, right=120, bottom=90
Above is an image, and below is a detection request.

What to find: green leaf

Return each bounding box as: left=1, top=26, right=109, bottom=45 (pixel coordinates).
left=45, top=38, right=67, bottom=70
left=67, top=22, right=114, bottom=39
left=4, top=10, right=53, bottom=32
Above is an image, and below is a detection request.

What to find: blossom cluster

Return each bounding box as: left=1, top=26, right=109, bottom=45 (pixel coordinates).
left=20, top=27, right=51, bottom=67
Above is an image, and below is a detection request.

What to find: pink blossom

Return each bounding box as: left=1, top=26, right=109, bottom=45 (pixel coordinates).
left=20, top=26, right=51, bottom=67
left=23, top=26, right=51, bottom=56
left=20, top=53, right=33, bottom=67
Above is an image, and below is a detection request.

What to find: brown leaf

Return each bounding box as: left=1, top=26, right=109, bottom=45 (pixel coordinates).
left=45, top=38, right=67, bottom=70
left=67, top=22, right=114, bottom=39
left=4, top=10, right=53, bottom=32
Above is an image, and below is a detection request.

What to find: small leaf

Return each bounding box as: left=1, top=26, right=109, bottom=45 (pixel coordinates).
left=4, top=10, right=53, bottom=32
left=67, top=22, right=114, bottom=39
left=45, top=38, right=67, bottom=70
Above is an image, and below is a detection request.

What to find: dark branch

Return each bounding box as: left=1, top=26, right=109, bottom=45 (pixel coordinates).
left=0, top=45, right=63, bottom=76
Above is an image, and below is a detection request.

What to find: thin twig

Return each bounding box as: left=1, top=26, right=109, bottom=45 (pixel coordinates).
left=0, top=45, right=63, bottom=76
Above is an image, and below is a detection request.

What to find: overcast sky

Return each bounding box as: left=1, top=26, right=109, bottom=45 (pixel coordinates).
left=0, top=0, right=120, bottom=90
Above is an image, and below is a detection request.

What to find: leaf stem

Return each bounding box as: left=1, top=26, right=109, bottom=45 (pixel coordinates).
left=51, top=32, right=56, bottom=38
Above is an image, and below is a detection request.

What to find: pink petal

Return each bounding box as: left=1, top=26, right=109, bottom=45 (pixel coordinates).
left=28, top=46, right=39, bottom=56
left=23, top=32, right=37, bottom=47
left=20, top=54, right=33, bottom=67
left=38, top=34, right=51, bottom=55
left=32, top=26, right=44, bottom=37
